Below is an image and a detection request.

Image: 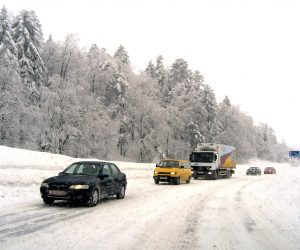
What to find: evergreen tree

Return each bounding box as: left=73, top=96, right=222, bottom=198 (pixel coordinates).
left=42, top=34, right=60, bottom=78
left=114, top=45, right=130, bottom=64
left=0, top=6, right=18, bottom=63
left=114, top=45, right=130, bottom=70
left=86, top=43, right=102, bottom=93
left=199, top=84, right=222, bottom=142
left=170, top=58, right=189, bottom=85
left=155, top=55, right=165, bottom=89
left=117, top=116, right=129, bottom=157
left=12, top=10, right=46, bottom=104
left=218, top=96, right=233, bottom=133
left=100, top=60, right=129, bottom=110
left=145, top=60, right=156, bottom=79
left=190, top=70, right=204, bottom=92
left=186, top=121, right=204, bottom=150
left=223, top=95, right=231, bottom=106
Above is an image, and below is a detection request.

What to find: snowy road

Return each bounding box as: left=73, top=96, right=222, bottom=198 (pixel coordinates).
left=0, top=163, right=299, bottom=250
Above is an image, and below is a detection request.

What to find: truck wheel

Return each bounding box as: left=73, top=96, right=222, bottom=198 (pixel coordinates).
left=155, top=179, right=159, bottom=184
left=194, top=176, right=198, bottom=180
left=175, top=177, right=180, bottom=185
left=227, top=171, right=232, bottom=178
left=212, top=171, right=218, bottom=180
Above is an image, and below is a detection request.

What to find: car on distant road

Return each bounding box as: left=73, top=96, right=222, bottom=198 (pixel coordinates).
left=246, top=167, right=262, bottom=175
left=264, top=167, right=276, bottom=174
left=40, top=160, right=127, bottom=207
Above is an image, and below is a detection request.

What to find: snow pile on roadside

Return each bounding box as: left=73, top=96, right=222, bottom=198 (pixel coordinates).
left=0, top=146, right=74, bottom=170
left=0, top=145, right=155, bottom=171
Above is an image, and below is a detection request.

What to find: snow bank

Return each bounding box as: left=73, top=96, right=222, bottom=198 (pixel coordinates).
left=0, top=146, right=74, bottom=170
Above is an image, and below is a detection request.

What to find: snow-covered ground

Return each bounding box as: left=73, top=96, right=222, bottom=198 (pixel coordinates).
left=0, top=146, right=299, bottom=250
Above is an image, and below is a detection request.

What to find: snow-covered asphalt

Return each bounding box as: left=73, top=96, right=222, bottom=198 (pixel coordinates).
left=0, top=162, right=299, bottom=250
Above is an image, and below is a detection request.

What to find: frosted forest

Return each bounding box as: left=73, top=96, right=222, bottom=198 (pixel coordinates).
left=0, top=7, right=289, bottom=162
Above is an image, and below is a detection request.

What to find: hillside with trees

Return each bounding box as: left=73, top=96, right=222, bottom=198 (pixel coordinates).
left=0, top=7, right=289, bottom=162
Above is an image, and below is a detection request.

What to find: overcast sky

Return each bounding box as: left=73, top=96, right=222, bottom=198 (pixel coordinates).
left=3, top=0, right=300, bottom=149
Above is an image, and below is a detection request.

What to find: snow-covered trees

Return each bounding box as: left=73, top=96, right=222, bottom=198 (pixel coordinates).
left=42, top=35, right=61, bottom=78
left=12, top=10, right=46, bottom=88
left=255, top=123, right=278, bottom=160
left=0, top=6, right=288, bottom=162
left=145, top=60, right=156, bottom=79
left=155, top=55, right=165, bottom=90
left=85, top=43, right=104, bottom=94
left=0, top=58, right=23, bottom=147
left=114, top=45, right=130, bottom=65
left=114, top=45, right=130, bottom=72
left=190, top=84, right=222, bottom=143
left=170, top=58, right=189, bottom=85
left=0, top=6, right=17, bottom=63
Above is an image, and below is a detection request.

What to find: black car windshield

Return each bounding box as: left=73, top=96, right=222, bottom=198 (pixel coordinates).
left=159, top=161, right=179, bottom=168
left=63, top=162, right=100, bottom=176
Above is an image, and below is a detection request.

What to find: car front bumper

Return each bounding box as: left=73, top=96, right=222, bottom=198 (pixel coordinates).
left=40, top=187, right=92, bottom=202
left=153, top=176, right=178, bottom=183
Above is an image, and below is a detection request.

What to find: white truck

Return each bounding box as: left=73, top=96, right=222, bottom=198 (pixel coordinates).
left=190, top=143, right=236, bottom=180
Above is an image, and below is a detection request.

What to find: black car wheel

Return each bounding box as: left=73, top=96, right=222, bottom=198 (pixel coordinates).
left=43, top=197, right=54, bottom=205
left=87, top=189, right=99, bottom=207
left=116, top=185, right=126, bottom=199
left=154, top=179, right=159, bottom=184
left=175, top=177, right=180, bottom=185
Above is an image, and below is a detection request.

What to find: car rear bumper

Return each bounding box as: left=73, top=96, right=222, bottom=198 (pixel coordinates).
left=246, top=172, right=261, bottom=175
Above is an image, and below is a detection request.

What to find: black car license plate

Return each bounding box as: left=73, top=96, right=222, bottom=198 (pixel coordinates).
left=159, top=177, right=168, bottom=180
left=49, top=190, right=67, bottom=196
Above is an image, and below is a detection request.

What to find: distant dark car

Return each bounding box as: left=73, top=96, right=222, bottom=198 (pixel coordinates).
left=40, top=161, right=127, bottom=207
left=264, top=167, right=276, bottom=174
left=246, top=167, right=261, bottom=175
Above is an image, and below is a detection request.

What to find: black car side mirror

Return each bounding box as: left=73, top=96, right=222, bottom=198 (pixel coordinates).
left=99, top=174, right=109, bottom=180
left=59, top=172, right=64, bottom=175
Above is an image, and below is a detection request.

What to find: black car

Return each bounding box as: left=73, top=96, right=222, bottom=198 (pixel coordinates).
left=40, top=161, right=127, bottom=207
left=246, top=167, right=262, bottom=175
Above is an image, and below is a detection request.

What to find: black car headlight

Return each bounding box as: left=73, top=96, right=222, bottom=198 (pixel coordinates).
left=69, top=184, right=89, bottom=190
left=41, top=182, right=49, bottom=188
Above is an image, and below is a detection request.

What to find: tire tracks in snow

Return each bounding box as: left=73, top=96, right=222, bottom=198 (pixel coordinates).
left=173, top=177, right=248, bottom=250
left=0, top=186, right=156, bottom=241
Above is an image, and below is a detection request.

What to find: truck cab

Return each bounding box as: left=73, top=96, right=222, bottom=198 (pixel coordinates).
left=190, top=143, right=236, bottom=180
